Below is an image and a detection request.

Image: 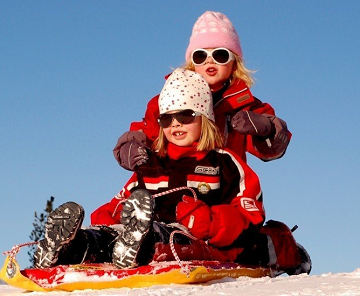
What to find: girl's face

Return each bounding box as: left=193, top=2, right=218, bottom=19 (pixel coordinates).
left=193, top=48, right=235, bottom=92
left=163, top=114, right=202, bottom=147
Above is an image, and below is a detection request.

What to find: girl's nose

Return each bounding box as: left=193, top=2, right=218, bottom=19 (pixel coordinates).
left=171, top=118, right=182, bottom=127
left=205, top=55, right=214, bottom=64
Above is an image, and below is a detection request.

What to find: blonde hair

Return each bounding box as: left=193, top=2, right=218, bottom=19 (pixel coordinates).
left=183, top=51, right=255, bottom=88
left=153, top=115, right=224, bottom=158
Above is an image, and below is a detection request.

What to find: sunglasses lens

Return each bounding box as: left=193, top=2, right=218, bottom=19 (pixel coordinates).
left=212, top=49, right=230, bottom=64
left=158, top=113, right=173, bottom=128
left=158, top=109, right=197, bottom=128
left=176, top=109, right=196, bottom=124
left=192, top=50, right=208, bottom=65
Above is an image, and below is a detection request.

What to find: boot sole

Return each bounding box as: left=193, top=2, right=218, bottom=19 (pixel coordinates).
left=34, top=202, right=84, bottom=268
left=112, top=189, right=153, bottom=269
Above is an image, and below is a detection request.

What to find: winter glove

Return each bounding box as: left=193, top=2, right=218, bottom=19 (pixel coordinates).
left=176, top=197, right=246, bottom=247
left=113, top=131, right=149, bottom=171
left=251, top=115, right=291, bottom=158
left=208, top=205, right=246, bottom=247
left=176, top=196, right=211, bottom=240
left=267, top=115, right=289, bottom=149
left=231, top=110, right=274, bottom=138
left=119, top=140, right=149, bottom=171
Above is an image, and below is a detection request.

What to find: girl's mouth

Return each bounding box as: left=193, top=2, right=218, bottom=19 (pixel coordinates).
left=173, top=131, right=187, bottom=139
left=206, top=67, right=217, bottom=76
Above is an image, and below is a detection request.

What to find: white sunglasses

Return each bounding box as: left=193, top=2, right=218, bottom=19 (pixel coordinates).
left=191, top=48, right=235, bottom=66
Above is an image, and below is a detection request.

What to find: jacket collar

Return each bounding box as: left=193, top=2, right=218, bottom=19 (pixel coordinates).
left=167, top=142, right=208, bottom=161
left=214, top=78, right=255, bottom=114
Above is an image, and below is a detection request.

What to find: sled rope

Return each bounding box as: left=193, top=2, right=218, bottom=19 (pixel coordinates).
left=153, top=186, right=198, bottom=201
left=169, top=230, right=198, bottom=276
left=153, top=187, right=199, bottom=276
left=3, top=241, right=39, bottom=260
left=116, top=186, right=198, bottom=206
left=3, top=241, right=39, bottom=270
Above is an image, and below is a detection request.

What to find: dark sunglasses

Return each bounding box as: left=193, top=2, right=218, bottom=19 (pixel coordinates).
left=191, top=47, right=235, bottom=66
left=157, top=109, right=201, bottom=128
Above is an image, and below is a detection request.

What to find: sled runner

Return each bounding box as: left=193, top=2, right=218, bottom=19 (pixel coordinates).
left=0, top=254, right=274, bottom=292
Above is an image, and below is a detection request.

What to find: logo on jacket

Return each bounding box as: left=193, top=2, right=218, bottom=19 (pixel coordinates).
left=194, top=166, right=220, bottom=175
left=197, top=182, right=211, bottom=194
left=241, top=198, right=259, bottom=212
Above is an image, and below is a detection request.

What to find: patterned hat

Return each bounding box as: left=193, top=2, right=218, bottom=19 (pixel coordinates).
left=185, top=11, right=242, bottom=61
left=159, top=68, right=214, bottom=121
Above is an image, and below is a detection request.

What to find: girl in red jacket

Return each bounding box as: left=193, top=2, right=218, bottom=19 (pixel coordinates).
left=34, top=69, right=310, bottom=275
left=114, top=11, right=291, bottom=171
left=93, top=68, right=265, bottom=268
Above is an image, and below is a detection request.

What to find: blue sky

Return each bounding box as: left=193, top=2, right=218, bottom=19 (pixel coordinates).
left=1, top=1, right=360, bottom=276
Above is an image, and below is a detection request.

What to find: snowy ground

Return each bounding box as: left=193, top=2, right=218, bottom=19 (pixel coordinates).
left=1, top=269, right=360, bottom=296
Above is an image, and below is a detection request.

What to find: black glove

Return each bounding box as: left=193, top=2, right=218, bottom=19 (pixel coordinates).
left=119, top=140, right=149, bottom=171
left=231, top=110, right=274, bottom=137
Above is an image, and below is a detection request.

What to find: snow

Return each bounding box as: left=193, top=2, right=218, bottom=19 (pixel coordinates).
left=2, top=269, right=360, bottom=296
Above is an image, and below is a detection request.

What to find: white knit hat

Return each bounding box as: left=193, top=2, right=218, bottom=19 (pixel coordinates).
left=159, top=68, right=215, bottom=121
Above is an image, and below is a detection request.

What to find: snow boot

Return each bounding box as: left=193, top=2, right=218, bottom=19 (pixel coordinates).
left=34, top=202, right=84, bottom=268
left=286, top=243, right=312, bottom=275
left=112, top=189, right=154, bottom=269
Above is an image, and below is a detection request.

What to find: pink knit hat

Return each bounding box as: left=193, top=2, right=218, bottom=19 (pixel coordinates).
left=185, top=11, right=243, bottom=61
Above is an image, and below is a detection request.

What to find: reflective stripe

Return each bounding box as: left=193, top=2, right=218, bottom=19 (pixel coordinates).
left=145, top=181, right=169, bottom=190
left=125, top=181, right=138, bottom=192
left=216, top=148, right=246, bottom=195
left=187, top=180, right=220, bottom=189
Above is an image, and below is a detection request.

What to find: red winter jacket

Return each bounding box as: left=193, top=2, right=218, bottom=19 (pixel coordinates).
left=114, top=78, right=291, bottom=164
left=91, top=143, right=265, bottom=248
